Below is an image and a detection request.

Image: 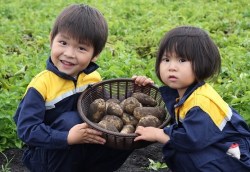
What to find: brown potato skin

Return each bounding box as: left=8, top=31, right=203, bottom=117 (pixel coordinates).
left=105, top=98, right=120, bottom=110
left=133, top=106, right=166, bottom=121
left=106, top=98, right=120, bottom=104
left=102, top=115, right=124, bottom=131
left=123, top=97, right=141, bottom=114
left=106, top=102, right=123, bottom=117
left=137, top=115, right=161, bottom=127
left=89, top=95, right=166, bottom=134
left=120, top=124, right=135, bottom=134
left=89, top=98, right=106, bottom=123
left=122, top=112, right=138, bottom=126
left=98, top=120, right=119, bottom=132
left=119, top=99, right=126, bottom=111
left=132, top=92, right=157, bottom=107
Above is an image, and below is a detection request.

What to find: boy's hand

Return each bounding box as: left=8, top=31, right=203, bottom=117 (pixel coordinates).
left=67, top=123, right=106, bottom=145
left=132, top=75, right=154, bottom=86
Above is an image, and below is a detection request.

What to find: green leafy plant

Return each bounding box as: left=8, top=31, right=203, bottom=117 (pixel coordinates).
left=0, top=0, right=249, bottom=153
left=146, top=158, right=167, bottom=171
left=0, top=152, right=12, bottom=172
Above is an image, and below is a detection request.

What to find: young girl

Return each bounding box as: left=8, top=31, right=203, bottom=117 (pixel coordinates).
left=134, top=26, right=250, bottom=172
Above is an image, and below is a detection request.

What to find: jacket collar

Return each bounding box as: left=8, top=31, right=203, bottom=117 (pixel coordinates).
left=46, top=57, right=99, bottom=81
left=159, top=81, right=205, bottom=116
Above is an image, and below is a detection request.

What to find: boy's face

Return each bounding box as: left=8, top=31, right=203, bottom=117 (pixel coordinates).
left=50, top=32, right=97, bottom=77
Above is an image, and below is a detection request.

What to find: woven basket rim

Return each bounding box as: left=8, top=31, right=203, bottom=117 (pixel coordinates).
left=77, top=78, right=171, bottom=138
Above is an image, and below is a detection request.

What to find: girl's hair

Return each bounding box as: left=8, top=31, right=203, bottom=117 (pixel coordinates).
left=50, top=4, right=108, bottom=57
left=155, top=26, right=221, bottom=83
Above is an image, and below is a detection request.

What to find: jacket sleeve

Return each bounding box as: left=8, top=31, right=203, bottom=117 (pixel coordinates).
left=14, top=88, right=68, bottom=149
left=163, top=106, right=225, bottom=152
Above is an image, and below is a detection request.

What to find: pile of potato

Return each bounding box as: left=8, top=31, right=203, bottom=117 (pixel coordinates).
left=88, top=92, right=167, bottom=134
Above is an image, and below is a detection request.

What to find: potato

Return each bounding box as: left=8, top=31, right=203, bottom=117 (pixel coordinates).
left=89, top=98, right=106, bottom=122
left=121, top=112, right=138, bottom=126
left=119, top=99, right=126, bottom=110
left=123, top=97, right=141, bottom=114
left=120, top=124, right=135, bottom=134
left=102, top=115, right=124, bottom=131
left=133, top=106, right=166, bottom=121
left=137, top=115, right=161, bottom=127
left=98, top=120, right=119, bottom=132
left=106, top=98, right=120, bottom=104
left=105, top=98, right=120, bottom=110
left=106, top=102, right=123, bottom=117
left=132, top=92, right=157, bottom=107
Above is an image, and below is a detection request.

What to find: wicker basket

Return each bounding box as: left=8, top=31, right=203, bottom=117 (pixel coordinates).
left=77, top=78, right=171, bottom=150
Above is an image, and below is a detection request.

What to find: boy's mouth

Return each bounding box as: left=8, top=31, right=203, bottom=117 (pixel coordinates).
left=61, top=60, right=75, bottom=66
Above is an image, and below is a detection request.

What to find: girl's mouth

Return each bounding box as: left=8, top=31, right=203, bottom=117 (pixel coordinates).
left=168, top=75, right=177, bottom=81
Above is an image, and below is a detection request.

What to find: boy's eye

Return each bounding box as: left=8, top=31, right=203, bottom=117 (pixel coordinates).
left=79, top=47, right=86, bottom=51
left=59, top=41, right=67, bottom=45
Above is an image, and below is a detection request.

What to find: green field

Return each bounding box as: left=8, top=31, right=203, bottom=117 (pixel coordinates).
left=0, top=0, right=250, bottom=151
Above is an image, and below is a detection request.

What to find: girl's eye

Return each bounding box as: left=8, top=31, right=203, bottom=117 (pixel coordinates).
left=161, top=57, right=169, bottom=62
left=179, top=58, right=187, bottom=62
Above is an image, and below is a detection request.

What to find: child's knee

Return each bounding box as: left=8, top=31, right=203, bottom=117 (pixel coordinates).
left=51, top=111, right=83, bottom=130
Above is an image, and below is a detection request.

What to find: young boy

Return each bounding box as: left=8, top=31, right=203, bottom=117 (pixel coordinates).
left=14, top=4, right=150, bottom=172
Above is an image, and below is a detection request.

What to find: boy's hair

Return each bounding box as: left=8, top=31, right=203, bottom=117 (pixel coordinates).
left=155, top=26, right=221, bottom=82
left=50, top=4, right=108, bottom=57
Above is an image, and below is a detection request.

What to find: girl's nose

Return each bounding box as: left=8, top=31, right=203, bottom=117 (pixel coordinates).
left=168, top=61, right=177, bottom=71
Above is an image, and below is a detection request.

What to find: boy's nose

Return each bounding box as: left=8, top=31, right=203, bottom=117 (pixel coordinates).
left=65, top=47, right=76, bottom=58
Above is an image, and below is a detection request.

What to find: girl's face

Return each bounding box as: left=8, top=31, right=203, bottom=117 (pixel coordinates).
left=50, top=32, right=97, bottom=77
left=159, top=51, right=196, bottom=98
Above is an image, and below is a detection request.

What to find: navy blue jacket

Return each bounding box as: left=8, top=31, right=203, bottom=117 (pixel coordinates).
left=160, top=81, right=250, bottom=168
left=14, top=58, right=101, bottom=149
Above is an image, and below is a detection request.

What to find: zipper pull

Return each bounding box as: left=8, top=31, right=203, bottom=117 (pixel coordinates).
left=226, top=143, right=241, bottom=160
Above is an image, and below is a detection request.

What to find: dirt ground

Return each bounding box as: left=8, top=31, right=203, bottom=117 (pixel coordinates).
left=0, top=143, right=170, bottom=172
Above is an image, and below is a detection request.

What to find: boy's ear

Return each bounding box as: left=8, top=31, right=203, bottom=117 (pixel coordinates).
left=91, top=55, right=99, bottom=62
left=49, top=32, right=52, bottom=47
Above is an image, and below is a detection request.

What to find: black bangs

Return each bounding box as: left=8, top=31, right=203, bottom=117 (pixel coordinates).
left=56, top=7, right=95, bottom=45
left=50, top=4, right=108, bottom=57
left=156, top=26, right=221, bottom=82
left=164, top=34, right=207, bottom=62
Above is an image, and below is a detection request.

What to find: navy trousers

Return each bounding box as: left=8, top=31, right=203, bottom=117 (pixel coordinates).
left=165, top=145, right=250, bottom=172
left=22, top=111, right=133, bottom=172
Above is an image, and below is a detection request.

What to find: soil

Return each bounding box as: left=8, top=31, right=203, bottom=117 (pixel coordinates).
left=0, top=143, right=170, bottom=172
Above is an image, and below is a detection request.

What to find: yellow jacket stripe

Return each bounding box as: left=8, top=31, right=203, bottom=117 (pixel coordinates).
left=176, top=83, right=232, bottom=130
left=26, top=70, right=101, bottom=110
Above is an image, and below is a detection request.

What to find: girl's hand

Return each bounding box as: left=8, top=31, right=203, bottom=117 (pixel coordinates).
left=134, top=126, right=170, bottom=144
left=67, top=123, right=106, bottom=145
left=132, top=75, right=154, bottom=86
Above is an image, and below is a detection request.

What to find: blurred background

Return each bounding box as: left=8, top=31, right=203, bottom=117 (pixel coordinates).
left=0, top=0, right=249, bottom=152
